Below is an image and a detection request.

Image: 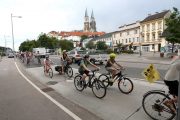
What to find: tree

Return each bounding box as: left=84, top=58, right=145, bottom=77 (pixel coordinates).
left=86, top=41, right=95, bottom=49
left=96, top=41, right=108, bottom=50
left=163, top=7, right=180, bottom=53
left=58, top=40, right=74, bottom=51
left=19, top=40, right=37, bottom=52
left=80, top=35, right=88, bottom=47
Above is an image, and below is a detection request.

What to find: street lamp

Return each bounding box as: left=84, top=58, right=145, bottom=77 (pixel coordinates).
left=11, top=13, right=22, bottom=52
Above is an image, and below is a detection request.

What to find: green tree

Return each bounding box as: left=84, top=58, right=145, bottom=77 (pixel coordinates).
left=96, top=41, right=107, bottom=50
left=59, top=40, right=74, bottom=51
left=86, top=41, right=95, bottom=49
left=80, top=35, right=88, bottom=47
left=19, top=40, right=37, bottom=51
left=163, top=7, right=180, bottom=53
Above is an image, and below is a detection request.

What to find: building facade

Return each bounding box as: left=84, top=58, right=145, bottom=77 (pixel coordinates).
left=140, top=10, right=171, bottom=52
left=112, top=21, right=140, bottom=50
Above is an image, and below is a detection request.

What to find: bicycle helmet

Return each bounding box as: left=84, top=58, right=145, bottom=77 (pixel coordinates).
left=84, top=54, right=89, bottom=58
left=109, top=53, right=116, bottom=58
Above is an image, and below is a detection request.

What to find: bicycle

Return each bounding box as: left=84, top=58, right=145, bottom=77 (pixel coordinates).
left=98, top=69, right=134, bottom=94
left=142, top=90, right=177, bottom=120
left=44, top=64, right=53, bottom=78
left=74, top=69, right=107, bottom=99
left=55, top=63, right=73, bottom=78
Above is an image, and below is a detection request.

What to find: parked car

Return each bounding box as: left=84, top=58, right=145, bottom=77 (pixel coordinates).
left=8, top=53, right=14, bottom=58
left=67, top=50, right=87, bottom=63
left=89, top=54, right=108, bottom=65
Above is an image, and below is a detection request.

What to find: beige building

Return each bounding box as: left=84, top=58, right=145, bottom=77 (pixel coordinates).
left=112, top=21, right=140, bottom=50
left=140, top=10, right=171, bottom=52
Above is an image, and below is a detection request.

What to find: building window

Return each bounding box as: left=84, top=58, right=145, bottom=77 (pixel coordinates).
left=129, top=38, right=131, bottom=43
left=152, top=23, right=155, bottom=31
left=142, top=25, right=145, bottom=32
left=119, top=33, right=121, bottom=37
left=127, top=31, right=129, bottom=35
left=152, top=44, right=154, bottom=49
left=126, top=39, right=127, bottom=43
left=122, top=39, right=124, bottom=43
left=152, top=33, right=155, bottom=40
left=158, top=22, right=162, bottom=29
left=158, top=32, right=162, bottom=39
left=147, top=24, right=150, bottom=32
left=134, top=30, right=138, bottom=34
left=137, top=37, right=139, bottom=42
left=133, top=38, right=135, bottom=42
left=147, top=34, right=150, bottom=41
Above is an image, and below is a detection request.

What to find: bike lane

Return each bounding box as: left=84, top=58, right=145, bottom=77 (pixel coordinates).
left=26, top=64, right=169, bottom=120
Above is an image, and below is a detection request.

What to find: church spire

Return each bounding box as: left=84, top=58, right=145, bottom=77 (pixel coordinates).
left=85, top=8, right=88, bottom=17
left=91, top=10, right=94, bottom=19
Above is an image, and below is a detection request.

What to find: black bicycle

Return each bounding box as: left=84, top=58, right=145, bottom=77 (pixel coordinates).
left=74, top=69, right=106, bottom=99
left=55, top=63, right=73, bottom=78
left=142, top=90, right=177, bottom=120
left=98, top=69, right=134, bottom=94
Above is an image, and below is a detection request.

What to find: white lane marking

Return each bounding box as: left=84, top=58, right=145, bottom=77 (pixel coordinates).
left=15, top=62, right=82, bottom=120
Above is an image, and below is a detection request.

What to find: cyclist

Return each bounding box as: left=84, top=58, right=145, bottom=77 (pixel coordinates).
left=78, top=54, right=100, bottom=83
left=105, top=53, right=124, bottom=79
left=163, top=56, right=180, bottom=113
left=61, top=50, right=72, bottom=74
left=43, top=55, right=53, bottom=74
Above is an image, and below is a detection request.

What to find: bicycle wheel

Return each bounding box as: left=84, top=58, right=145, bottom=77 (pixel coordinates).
left=142, top=91, right=176, bottom=120
left=74, top=75, right=85, bottom=91
left=92, top=79, right=106, bottom=99
left=118, top=77, right=133, bottom=94
left=98, top=74, right=109, bottom=88
left=66, top=66, right=73, bottom=78
left=48, top=68, right=53, bottom=78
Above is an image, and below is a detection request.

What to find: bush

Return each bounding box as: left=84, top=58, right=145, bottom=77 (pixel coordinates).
left=106, top=48, right=114, bottom=54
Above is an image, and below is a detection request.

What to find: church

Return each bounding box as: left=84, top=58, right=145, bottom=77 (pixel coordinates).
left=83, top=9, right=96, bottom=32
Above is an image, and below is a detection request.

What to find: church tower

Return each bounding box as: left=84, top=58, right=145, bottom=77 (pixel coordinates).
left=84, top=9, right=90, bottom=32
left=90, top=10, right=96, bottom=32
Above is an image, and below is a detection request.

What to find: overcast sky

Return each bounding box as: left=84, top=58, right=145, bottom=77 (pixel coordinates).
left=0, top=0, right=179, bottom=51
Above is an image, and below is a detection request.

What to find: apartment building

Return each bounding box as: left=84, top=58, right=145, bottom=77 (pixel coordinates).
left=140, top=10, right=171, bottom=52
left=112, top=21, right=140, bottom=50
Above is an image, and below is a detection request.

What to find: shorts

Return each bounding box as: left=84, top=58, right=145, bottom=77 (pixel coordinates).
left=105, top=67, right=116, bottom=72
left=164, top=80, right=179, bottom=96
left=79, top=70, right=89, bottom=75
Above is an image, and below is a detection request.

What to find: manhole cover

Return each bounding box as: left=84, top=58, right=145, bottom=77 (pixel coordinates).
left=46, top=81, right=58, bottom=85
left=41, top=87, right=54, bottom=92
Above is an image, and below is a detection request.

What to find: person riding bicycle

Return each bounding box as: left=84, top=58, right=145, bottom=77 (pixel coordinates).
left=43, top=55, right=52, bottom=73
left=60, top=50, right=72, bottom=74
left=78, top=54, right=100, bottom=83
left=163, top=55, right=180, bottom=113
left=105, top=53, right=124, bottom=80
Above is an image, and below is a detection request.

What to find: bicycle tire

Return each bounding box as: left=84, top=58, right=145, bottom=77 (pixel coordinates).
left=48, top=68, right=53, bottom=78
left=142, top=91, right=176, bottom=120
left=74, top=75, right=85, bottom=91
left=66, top=66, right=73, bottom=78
left=92, top=79, right=106, bottom=99
left=98, top=74, right=110, bottom=88
left=118, top=77, right=133, bottom=94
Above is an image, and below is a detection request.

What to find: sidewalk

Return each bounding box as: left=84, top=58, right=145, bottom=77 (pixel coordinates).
left=117, top=52, right=172, bottom=65
left=25, top=65, right=170, bottom=120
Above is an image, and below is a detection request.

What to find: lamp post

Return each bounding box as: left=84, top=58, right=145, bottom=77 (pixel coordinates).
left=11, top=13, right=22, bottom=52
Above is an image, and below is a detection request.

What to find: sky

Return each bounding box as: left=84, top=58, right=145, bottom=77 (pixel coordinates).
left=0, top=0, right=179, bottom=51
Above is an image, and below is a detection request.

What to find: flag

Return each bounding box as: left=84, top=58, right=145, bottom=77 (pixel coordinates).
left=142, top=64, right=160, bottom=83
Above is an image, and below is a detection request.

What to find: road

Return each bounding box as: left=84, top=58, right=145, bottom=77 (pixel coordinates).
left=0, top=57, right=102, bottom=120
left=19, top=55, right=174, bottom=120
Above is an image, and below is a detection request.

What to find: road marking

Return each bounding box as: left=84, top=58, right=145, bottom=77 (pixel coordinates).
left=15, top=62, right=82, bottom=120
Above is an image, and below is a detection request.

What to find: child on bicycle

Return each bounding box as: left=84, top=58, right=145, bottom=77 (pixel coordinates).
left=105, top=53, right=124, bottom=80
left=78, top=54, right=100, bottom=82
left=164, top=55, right=180, bottom=113
left=43, top=55, right=53, bottom=73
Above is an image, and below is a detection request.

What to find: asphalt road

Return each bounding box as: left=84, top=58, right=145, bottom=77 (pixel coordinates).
left=0, top=57, right=102, bottom=120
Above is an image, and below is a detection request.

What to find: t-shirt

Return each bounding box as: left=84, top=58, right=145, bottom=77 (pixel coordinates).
left=165, top=60, right=180, bottom=81
left=78, top=59, right=90, bottom=72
